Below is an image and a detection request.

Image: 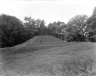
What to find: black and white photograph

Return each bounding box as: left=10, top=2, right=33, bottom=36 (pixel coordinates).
left=0, top=0, right=96, bottom=76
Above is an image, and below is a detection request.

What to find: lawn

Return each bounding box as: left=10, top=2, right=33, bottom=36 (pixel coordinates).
left=0, top=36, right=96, bottom=76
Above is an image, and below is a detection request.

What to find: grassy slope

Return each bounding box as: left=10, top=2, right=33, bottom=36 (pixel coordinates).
left=2, top=35, right=85, bottom=55
left=1, top=42, right=96, bottom=76
left=0, top=36, right=96, bottom=76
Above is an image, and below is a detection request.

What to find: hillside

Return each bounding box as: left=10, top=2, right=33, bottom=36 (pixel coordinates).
left=0, top=36, right=96, bottom=76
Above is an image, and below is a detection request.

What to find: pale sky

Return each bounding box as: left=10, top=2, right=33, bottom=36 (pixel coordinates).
left=0, top=0, right=96, bottom=25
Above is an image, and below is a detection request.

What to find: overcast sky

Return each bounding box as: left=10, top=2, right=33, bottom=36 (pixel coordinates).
left=0, top=0, right=96, bottom=25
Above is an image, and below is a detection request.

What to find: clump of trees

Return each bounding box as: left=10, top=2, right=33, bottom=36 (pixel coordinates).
left=0, top=14, right=26, bottom=47
left=0, top=7, right=96, bottom=47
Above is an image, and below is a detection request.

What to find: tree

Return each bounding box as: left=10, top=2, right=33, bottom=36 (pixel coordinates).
left=39, top=20, right=47, bottom=35
left=24, top=16, right=35, bottom=32
left=65, top=15, right=88, bottom=42
left=35, top=19, right=42, bottom=28
left=86, top=7, right=96, bottom=26
left=67, top=15, right=88, bottom=32
left=48, top=21, right=65, bottom=34
left=47, top=21, right=65, bottom=39
left=85, top=7, right=96, bottom=42
left=0, top=14, right=25, bottom=47
left=24, top=16, right=36, bottom=38
left=92, top=7, right=96, bottom=16
left=85, top=21, right=96, bottom=42
left=85, top=30, right=96, bottom=42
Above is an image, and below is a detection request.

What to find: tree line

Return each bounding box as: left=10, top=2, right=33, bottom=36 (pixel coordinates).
left=0, top=7, right=96, bottom=47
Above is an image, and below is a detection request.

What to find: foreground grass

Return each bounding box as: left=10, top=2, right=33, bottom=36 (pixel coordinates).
left=1, top=42, right=96, bottom=76
left=38, top=58, right=96, bottom=76
left=2, top=42, right=85, bottom=55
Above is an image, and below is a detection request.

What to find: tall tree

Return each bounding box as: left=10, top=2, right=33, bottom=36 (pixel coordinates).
left=47, top=21, right=65, bottom=39
left=39, top=20, right=47, bottom=35
left=0, top=14, right=25, bottom=47
left=48, top=21, right=65, bottom=35
left=85, top=7, right=96, bottom=42
left=92, top=7, right=96, bottom=16
left=24, top=16, right=36, bottom=38
left=65, top=15, right=88, bottom=42
left=67, top=15, right=88, bottom=33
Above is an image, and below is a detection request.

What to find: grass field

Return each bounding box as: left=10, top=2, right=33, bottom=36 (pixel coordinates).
left=0, top=36, right=96, bottom=76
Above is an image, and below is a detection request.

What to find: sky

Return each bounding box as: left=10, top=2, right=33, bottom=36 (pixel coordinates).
left=0, top=0, right=96, bottom=25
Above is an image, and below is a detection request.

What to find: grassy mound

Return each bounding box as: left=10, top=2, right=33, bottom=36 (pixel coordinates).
left=2, top=35, right=65, bottom=54
left=1, top=38, right=96, bottom=76
left=10, top=35, right=64, bottom=49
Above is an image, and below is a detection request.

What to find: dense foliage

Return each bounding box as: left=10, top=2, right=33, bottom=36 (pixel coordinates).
left=0, top=7, right=96, bottom=47
left=0, top=14, right=26, bottom=47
